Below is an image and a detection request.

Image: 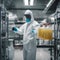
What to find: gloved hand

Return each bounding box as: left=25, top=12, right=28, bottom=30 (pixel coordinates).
left=32, top=29, right=36, bottom=33
left=12, top=27, right=18, bottom=32
left=32, top=29, right=35, bottom=33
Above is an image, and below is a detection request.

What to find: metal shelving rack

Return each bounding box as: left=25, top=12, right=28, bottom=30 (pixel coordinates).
left=0, top=4, right=9, bottom=60
left=54, top=11, right=60, bottom=60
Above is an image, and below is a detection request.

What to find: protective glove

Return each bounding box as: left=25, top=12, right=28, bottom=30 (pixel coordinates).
left=32, top=29, right=36, bottom=34
left=12, top=27, right=18, bottom=32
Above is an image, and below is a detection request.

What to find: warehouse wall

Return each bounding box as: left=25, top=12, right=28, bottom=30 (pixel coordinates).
left=8, top=0, right=49, bottom=21
left=10, top=10, right=48, bottom=19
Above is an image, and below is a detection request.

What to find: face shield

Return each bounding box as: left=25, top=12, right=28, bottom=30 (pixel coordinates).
left=24, top=10, right=34, bottom=23
left=24, top=14, right=31, bottom=23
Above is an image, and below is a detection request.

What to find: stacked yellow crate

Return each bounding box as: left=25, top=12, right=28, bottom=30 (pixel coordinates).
left=37, top=28, right=53, bottom=40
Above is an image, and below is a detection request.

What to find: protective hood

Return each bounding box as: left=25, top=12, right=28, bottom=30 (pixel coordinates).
left=24, top=10, right=34, bottom=22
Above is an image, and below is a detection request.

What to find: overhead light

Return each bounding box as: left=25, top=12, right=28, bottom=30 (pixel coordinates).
left=24, top=0, right=28, bottom=6
left=30, top=0, right=34, bottom=6
left=46, top=0, right=53, bottom=7
left=24, top=0, right=34, bottom=6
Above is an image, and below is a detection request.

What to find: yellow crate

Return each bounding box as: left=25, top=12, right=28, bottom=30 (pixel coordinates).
left=37, top=28, right=53, bottom=40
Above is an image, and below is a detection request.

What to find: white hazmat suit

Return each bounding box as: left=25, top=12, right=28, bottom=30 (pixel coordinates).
left=13, top=10, right=39, bottom=60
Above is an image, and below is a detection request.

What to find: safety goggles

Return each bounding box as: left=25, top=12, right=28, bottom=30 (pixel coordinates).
left=24, top=14, right=31, bottom=19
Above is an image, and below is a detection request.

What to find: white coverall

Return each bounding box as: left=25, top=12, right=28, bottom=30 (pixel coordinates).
left=14, top=10, right=39, bottom=60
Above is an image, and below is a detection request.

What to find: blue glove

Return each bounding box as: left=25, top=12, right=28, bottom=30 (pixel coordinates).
left=32, top=29, right=36, bottom=33
left=12, top=27, right=18, bottom=32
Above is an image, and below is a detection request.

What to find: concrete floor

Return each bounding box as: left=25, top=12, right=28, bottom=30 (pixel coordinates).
left=13, top=48, right=50, bottom=60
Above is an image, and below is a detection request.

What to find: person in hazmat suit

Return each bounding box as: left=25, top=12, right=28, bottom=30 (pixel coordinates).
left=12, top=10, right=39, bottom=60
